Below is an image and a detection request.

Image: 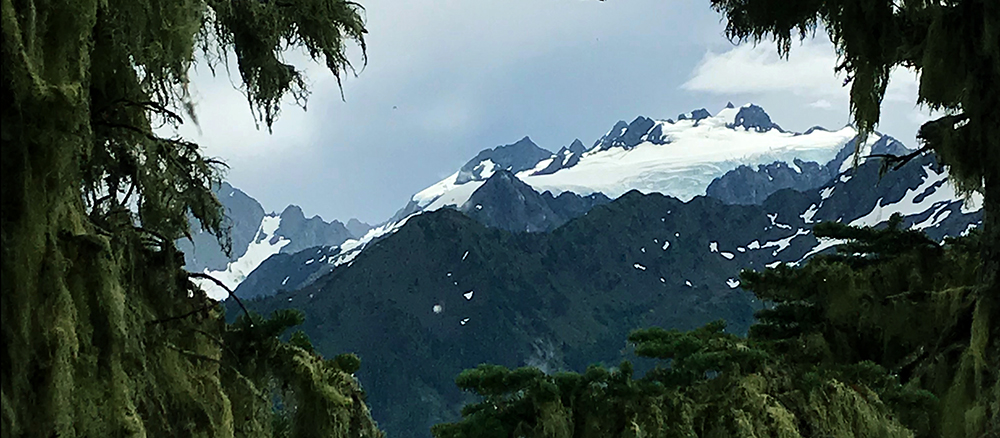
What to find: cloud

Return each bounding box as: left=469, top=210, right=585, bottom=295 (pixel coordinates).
left=683, top=38, right=920, bottom=104
left=809, top=99, right=833, bottom=109
left=682, top=39, right=845, bottom=97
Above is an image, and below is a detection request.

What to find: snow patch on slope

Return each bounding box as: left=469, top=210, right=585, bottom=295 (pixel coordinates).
left=849, top=165, right=964, bottom=229
left=327, top=213, right=422, bottom=268
left=197, top=215, right=289, bottom=300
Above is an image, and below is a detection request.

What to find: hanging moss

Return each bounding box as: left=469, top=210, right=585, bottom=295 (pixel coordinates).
left=1, top=0, right=375, bottom=436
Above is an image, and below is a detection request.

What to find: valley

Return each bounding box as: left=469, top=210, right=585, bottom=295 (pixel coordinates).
left=193, top=105, right=982, bottom=437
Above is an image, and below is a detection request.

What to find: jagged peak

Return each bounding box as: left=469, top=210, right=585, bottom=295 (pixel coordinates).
left=456, top=136, right=554, bottom=184
left=677, top=108, right=712, bottom=121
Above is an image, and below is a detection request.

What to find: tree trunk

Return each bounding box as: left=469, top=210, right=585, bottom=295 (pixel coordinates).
left=977, top=167, right=1000, bottom=435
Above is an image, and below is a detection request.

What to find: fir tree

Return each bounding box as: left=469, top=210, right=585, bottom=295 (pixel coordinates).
left=433, top=220, right=981, bottom=437
left=707, top=1, right=999, bottom=432
left=1, top=0, right=375, bottom=436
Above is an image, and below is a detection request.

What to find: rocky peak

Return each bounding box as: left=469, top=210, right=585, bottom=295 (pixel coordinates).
left=274, top=205, right=354, bottom=255
left=729, top=104, right=781, bottom=133
left=567, top=139, right=587, bottom=155
left=594, top=116, right=658, bottom=151
left=346, top=218, right=373, bottom=239
left=678, top=108, right=712, bottom=122
left=456, top=136, right=553, bottom=184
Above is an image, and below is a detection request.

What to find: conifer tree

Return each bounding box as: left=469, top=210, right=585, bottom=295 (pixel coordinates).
left=707, top=1, right=999, bottom=432
left=1, top=0, right=373, bottom=436
left=434, top=219, right=982, bottom=437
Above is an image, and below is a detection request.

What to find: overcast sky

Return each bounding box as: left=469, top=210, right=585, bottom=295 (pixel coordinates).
left=171, top=0, right=935, bottom=225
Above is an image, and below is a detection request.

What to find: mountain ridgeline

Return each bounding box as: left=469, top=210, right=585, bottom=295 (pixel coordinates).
left=209, top=105, right=984, bottom=438
left=233, top=148, right=981, bottom=437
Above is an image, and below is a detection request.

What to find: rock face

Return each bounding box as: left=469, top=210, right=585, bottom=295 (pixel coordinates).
left=593, top=116, right=660, bottom=150
left=234, top=171, right=612, bottom=299
left=729, top=104, right=782, bottom=132
left=706, top=135, right=911, bottom=205
left=347, top=218, right=373, bottom=239
left=678, top=108, right=712, bottom=121
left=706, top=159, right=836, bottom=205
left=177, top=182, right=265, bottom=272
left=455, top=136, right=553, bottom=184
left=273, top=205, right=354, bottom=255
left=178, top=182, right=359, bottom=300
left=233, top=153, right=981, bottom=438
left=459, top=170, right=610, bottom=233
left=566, top=138, right=587, bottom=154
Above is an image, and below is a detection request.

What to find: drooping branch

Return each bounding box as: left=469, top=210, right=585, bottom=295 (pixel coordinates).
left=187, top=272, right=252, bottom=322
left=867, top=144, right=933, bottom=174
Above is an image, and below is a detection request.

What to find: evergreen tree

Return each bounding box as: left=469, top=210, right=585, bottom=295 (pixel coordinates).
left=1, top=0, right=374, bottom=436
left=433, top=220, right=981, bottom=437
left=707, top=1, right=999, bottom=431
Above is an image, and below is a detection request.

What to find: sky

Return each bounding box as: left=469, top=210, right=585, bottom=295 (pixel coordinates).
left=169, top=0, right=937, bottom=225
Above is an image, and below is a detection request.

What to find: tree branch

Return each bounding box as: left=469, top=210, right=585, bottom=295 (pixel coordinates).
left=866, top=144, right=933, bottom=172
left=187, top=272, right=252, bottom=323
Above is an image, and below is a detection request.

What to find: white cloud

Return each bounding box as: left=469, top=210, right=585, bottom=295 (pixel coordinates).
left=157, top=49, right=333, bottom=163
left=683, top=38, right=920, bottom=104
left=682, top=39, right=845, bottom=97
left=809, top=99, right=833, bottom=109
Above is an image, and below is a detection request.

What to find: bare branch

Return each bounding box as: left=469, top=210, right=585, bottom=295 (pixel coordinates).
left=866, top=145, right=933, bottom=174
left=187, top=272, right=252, bottom=322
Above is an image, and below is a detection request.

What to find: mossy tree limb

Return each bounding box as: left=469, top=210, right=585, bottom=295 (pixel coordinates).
left=1, top=0, right=373, bottom=436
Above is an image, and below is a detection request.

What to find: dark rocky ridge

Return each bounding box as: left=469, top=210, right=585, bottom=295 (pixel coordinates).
left=235, top=171, right=613, bottom=299
left=455, top=136, right=553, bottom=184
left=347, top=218, right=374, bottom=239
left=707, top=134, right=911, bottom=205
left=459, top=170, right=611, bottom=232
left=273, top=205, right=354, bottom=255
left=728, top=104, right=782, bottom=132
left=178, top=182, right=367, bottom=274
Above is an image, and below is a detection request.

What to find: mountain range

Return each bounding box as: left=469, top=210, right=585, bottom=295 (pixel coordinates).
left=233, top=150, right=980, bottom=437
left=202, top=104, right=983, bottom=438
left=178, top=182, right=373, bottom=299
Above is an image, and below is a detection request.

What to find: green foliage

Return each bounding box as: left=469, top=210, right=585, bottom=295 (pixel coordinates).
left=434, top=221, right=988, bottom=437
left=703, top=13, right=1000, bottom=430
left=205, top=0, right=367, bottom=129
left=222, top=310, right=382, bottom=438
left=333, top=353, right=362, bottom=374
left=289, top=330, right=315, bottom=353
left=709, top=0, right=1000, bottom=193
left=1, top=0, right=375, bottom=436
left=630, top=320, right=770, bottom=387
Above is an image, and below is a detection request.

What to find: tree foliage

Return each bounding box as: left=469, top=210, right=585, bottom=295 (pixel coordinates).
left=223, top=310, right=382, bottom=438
left=1, top=0, right=374, bottom=436
left=433, top=219, right=991, bottom=437
left=708, top=0, right=999, bottom=193
left=707, top=1, right=1000, bottom=432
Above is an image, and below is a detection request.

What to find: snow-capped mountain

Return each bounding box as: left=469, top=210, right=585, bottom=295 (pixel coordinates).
left=215, top=103, right=983, bottom=437
left=179, top=183, right=372, bottom=299
left=410, top=103, right=861, bottom=213
left=231, top=150, right=982, bottom=438
left=223, top=103, right=922, bottom=300
left=706, top=134, right=910, bottom=205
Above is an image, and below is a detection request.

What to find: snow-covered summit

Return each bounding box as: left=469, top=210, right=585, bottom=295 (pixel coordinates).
left=411, top=103, right=864, bottom=213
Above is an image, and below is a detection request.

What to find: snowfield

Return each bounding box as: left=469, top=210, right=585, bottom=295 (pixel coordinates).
left=413, top=104, right=860, bottom=210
